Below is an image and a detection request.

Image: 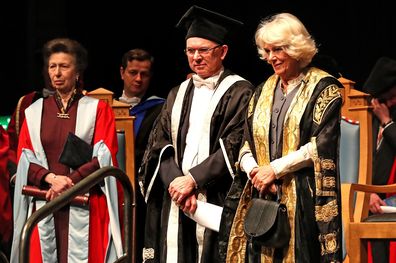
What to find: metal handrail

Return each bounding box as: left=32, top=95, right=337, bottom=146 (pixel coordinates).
left=19, top=166, right=135, bottom=263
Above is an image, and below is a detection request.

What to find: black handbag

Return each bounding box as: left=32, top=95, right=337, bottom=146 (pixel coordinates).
left=243, top=186, right=290, bottom=248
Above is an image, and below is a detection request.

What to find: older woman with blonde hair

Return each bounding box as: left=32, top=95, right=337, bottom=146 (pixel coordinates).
left=224, top=13, right=343, bottom=262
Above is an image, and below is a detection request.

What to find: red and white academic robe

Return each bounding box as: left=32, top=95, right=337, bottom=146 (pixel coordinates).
left=11, top=96, right=123, bottom=263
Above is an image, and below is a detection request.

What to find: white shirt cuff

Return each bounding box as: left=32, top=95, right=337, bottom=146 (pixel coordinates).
left=270, top=142, right=314, bottom=178
left=240, top=152, right=258, bottom=179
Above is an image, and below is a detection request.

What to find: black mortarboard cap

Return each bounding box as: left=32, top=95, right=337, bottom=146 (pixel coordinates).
left=176, top=5, right=243, bottom=44
left=363, top=56, right=396, bottom=97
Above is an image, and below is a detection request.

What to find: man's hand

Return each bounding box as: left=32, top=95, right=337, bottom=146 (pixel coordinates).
left=168, top=175, right=195, bottom=205
left=369, top=193, right=386, bottom=214
left=371, top=98, right=391, bottom=125
left=180, top=194, right=197, bottom=214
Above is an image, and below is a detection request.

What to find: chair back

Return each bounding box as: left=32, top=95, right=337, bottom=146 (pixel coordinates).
left=117, top=131, right=126, bottom=172
left=87, top=88, right=136, bottom=189
left=340, top=117, right=360, bottom=184
left=339, top=117, right=361, bottom=260
left=338, top=77, right=373, bottom=262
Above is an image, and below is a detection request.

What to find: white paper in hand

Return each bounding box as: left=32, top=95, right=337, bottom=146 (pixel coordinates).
left=380, top=206, right=396, bottom=213
left=185, top=200, right=223, bottom=232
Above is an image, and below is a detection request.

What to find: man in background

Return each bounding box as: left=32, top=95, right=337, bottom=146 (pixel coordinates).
left=117, top=48, right=165, bottom=263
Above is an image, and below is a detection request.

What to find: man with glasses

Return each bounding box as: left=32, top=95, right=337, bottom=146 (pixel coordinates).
left=138, top=5, right=254, bottom=263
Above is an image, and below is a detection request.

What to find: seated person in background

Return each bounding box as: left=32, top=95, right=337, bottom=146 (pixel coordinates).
left=118, top=48, right=165, bottom=171
left=11, top=37, right=123, bottom=263
left=117, top=48, right=165, bottom=263
left=363, top=56, right=396, bottom=263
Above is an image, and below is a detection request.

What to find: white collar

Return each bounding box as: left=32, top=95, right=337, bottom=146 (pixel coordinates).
left=118, top=90, right=141, bottom=107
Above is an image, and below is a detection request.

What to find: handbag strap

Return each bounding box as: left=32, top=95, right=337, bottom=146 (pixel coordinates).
left=276, top=183, right=282, bottom=202
left=259, top=182, right=282, bottom=202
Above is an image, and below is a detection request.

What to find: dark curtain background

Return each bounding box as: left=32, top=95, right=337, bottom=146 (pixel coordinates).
left=1, top=0, right=395, bottom=116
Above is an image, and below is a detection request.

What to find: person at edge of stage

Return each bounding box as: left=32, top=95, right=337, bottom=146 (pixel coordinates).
left=363, top=56, right=396, bottom=263
left=10, top=37, right=123, bottom=263
left=0, top=126, right=12, bottom=260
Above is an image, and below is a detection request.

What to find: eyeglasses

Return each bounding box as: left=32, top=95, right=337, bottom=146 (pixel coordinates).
left=184, top=45, right=222, bottom=56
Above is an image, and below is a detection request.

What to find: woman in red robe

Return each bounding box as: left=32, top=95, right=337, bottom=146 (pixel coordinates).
left=10, top=38, right=123, bottom=263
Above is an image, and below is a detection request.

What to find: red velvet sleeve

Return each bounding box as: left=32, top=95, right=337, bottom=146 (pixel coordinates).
left=92, top=100, right=118, bottom=166
left=65, top=100, right=117, bottom=184
left=16, top=119, right=33, bottom=162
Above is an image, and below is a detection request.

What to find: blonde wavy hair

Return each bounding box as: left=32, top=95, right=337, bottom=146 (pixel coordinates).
left=255, top=13, right=318, bottom=68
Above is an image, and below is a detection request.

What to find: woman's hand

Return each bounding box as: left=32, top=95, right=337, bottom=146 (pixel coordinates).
left=45, top=173, right=74, bottom=201
left=251, top=165, right=276, bottom=193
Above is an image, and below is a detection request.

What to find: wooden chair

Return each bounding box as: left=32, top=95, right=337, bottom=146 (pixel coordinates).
left=87, top=87, right=136, bottom=262
left=338, top=77, right=373, bottom=262
left=338, top=77, right=396, bottom=263
left=87, top=88, right=135, bottom=188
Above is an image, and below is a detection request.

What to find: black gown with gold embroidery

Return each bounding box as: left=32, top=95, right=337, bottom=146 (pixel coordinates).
left=224, top=68, right=343, bottom=263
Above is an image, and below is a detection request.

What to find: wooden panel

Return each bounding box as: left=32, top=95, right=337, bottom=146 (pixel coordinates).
left=339, top=77, right=373, bottom=263
left=115, top=116, right=135, bottom=191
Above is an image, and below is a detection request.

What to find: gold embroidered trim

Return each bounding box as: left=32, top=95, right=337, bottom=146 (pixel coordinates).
left=252, top=76, right=276, bottom=165
left=226, top=182, right=251, bottom=263
left=319, top=232, right=338, bottom=255
left=321, top=159, right=336, bottom=171
left=315, top=199, right=338, bottom=222
left=313, top=85, right=341, bottom=125
left=316, top=190, right=337, bottom=197
left=248, top=92, right=256, bottom=117
left=315, top=159, right=336, bottom=195
left=238, top=141, right=252, bottom=161
left=322, top=176, right=336, bottom=188
left=142, top=247, right=155, bottom=262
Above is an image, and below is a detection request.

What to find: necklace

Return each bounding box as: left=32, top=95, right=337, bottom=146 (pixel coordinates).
left=55, top=89, right=77, bottom=119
